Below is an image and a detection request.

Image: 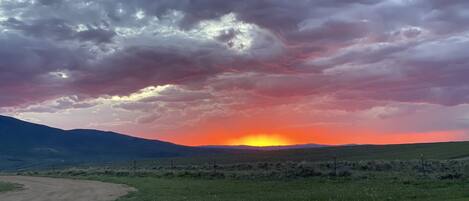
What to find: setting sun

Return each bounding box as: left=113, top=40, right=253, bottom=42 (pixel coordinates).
left=228, top=135, right=292, bottom=147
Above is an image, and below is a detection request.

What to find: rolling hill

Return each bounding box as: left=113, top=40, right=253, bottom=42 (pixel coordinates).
left=149, top=140, right=469, bottom=167
left=0, top=115, right=205, bottom=170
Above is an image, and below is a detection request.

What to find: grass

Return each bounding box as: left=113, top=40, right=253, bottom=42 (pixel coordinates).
left=0, top=181, right=19, bottom=193
left=49, top=174, right=469, bottom=201
left=32, top=158, right=469, bottom=201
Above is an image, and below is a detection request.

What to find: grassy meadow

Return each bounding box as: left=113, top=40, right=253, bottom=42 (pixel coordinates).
left=21, top=158, right=469, bottom=201
left=51, top=175, right=469, bottom=201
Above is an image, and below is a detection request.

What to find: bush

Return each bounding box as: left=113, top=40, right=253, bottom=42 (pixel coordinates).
left=439, top=172, right=463, bottom=180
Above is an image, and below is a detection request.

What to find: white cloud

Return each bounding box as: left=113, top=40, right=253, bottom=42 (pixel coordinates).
left=110, top=85, right=172, bottom=102
left=49, top=71, right=69, bottom=79
left=135, top=10, right=145, bottom=20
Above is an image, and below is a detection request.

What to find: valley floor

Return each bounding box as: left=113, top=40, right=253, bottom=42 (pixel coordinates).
left=40, top=174, right=469, bottom=201
left=14, top=158, right=469, bottom=201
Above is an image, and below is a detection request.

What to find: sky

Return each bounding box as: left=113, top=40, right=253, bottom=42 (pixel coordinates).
left=2, top=0, right=469, bottom=146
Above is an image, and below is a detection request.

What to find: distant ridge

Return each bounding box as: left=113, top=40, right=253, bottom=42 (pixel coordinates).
left=0, top=115, right=207, bottom=170
left=200, top=144, right=330, bottom=151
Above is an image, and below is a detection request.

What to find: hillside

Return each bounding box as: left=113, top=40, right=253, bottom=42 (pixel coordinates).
left=0, top=115, right=204, bottom=170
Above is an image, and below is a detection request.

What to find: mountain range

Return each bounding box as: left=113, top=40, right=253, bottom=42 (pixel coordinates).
left=0, top=115, right=207, bottom=170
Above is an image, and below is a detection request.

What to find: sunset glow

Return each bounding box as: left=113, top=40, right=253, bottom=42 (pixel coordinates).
left=228, top=135, right=292, bottom=147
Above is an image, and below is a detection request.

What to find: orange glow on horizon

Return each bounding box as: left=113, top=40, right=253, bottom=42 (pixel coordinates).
left=227, top=134, right=292, bottom=147
left=306, top=130, right=467, bottom=146
left=157, top=129, right=467, bottom=147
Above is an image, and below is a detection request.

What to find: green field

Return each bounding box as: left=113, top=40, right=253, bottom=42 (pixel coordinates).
left=18, top=141, right=469, bottom=201
left=33, top=172, right=469, bottom=201
left=112, top=177, right=469, bottom=201
left=115, top=177, right=469, bottom=201
left=29, top=157, right=469, bottom=201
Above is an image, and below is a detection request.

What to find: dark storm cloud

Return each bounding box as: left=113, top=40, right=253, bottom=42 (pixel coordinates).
left=36, top=0, right=62, bottom=6
left=71, top=44, right=235, bottom=97
left=0, top=32, right=89, bottom=107
left=3, top=17, right=116, bottom=43
left=2, top=0, right=469, bottom=109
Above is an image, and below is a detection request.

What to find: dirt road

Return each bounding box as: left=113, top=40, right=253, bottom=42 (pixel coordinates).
left=0, top=176, right=135, bottom=201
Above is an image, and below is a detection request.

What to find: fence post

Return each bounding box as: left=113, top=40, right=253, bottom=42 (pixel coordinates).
left=420, top=154, right=425, bottom=176
left=132, top=160, right=137, bottom=176
left=333, top=156, right=338, bottom=176
left=213, top=160, right=217, bottom=173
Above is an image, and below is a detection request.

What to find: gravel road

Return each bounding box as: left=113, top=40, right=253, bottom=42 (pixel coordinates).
left=0, top=176, right=135, bottom=201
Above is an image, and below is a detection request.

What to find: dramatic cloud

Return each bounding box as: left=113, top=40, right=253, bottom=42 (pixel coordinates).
left=2, top=0, right=469, bottom=145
